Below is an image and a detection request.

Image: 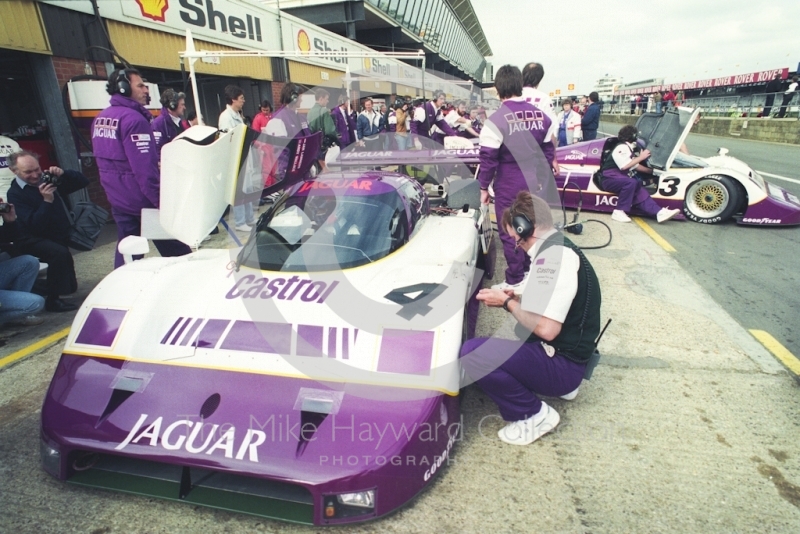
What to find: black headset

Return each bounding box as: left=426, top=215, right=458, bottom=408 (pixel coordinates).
left=115, top=69, right=132, bottom=96
left=161, top=89, right=186, bottom=111
left=512, top=212, right=534, bottom=239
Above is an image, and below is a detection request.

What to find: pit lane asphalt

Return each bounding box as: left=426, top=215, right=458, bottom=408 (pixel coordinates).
left=2, top=191, right=800, bottom=532
left=601, top=120, right=800, bottom=359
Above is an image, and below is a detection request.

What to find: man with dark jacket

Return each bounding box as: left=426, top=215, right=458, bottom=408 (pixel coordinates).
left=307, top=88, right=339, bottom=169
left=332, top=95, right=357, bottom=148
left=92, top=68, right=191, bottom=268
left=0, top=198, right=45, bottom=325
left=581, top=92, right=601, bottom=141
left=6, top=151, right=87, bottom=312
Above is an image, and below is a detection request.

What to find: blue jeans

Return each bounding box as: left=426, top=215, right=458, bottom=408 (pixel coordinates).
left=233, top=202, right=256, bottom=226
left=656, top=102, right=662, bottom=114
left=0, top=255, right=45, bottom=324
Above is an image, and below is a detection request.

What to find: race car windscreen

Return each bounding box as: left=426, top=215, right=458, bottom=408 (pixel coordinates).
left=240, top=188, right=410, bottom=272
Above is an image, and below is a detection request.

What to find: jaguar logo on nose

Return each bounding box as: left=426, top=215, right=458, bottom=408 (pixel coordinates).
left=135, top=0, right=169, bottom=22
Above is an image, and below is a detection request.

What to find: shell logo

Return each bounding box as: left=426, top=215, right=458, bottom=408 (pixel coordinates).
left=297, top=30, right=311, bottom=53
left=363, top=58, right=372, bottom=71
left=135, top=0, right=169, bottom=23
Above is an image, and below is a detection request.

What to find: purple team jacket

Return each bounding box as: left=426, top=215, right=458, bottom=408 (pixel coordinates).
left=151, top=107, right=185, bottom=158
left=477, top=98, right=554, bottom=196
left=410, top=101, right=458, bottom=140
left=92, top=94, right=160, bottom=215
left=332, top=106, right=357, bottom=146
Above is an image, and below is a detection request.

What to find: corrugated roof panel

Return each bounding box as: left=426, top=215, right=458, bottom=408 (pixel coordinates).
left=107, top=21, right=272, bottom=80
left=0, top=0, right=51, bottom=54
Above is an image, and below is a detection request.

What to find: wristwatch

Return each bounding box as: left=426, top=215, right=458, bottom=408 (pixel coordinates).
left=502, top=296, right=514, bottom=312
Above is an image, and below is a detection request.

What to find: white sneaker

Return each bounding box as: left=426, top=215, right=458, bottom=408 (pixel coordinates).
left=491, top=271, right=529, bottom=294
left=559, top=387, right=579, bottom=401
left=656, top=208, right=681, bottom=223
left=497, top=402, right=560, bottom=446
left=234, top=224, right=252, bottom=232
left=611, top=209, right=632, bottom=223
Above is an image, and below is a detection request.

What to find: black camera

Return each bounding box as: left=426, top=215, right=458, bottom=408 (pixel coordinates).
left=41, top=171, right=62, bottom=187
left=0, top=203, right=11, bottom=214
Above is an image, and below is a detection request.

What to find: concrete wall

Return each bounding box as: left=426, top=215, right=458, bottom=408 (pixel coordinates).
left=602, top=114, right=800, bottom=145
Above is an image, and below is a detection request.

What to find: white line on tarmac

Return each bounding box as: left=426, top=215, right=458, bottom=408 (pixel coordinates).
left=756, top=171, right=800, bottom=186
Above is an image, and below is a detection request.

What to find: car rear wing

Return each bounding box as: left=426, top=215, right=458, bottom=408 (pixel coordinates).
left=328, top=146, right=481, bottom=168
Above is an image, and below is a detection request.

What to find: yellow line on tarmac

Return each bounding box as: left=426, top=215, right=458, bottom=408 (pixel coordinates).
left=0, top=327, right=70, bottom=370
left=749, top=330, right=800, bottom=376
left=632, top=217, right=676, bottom=252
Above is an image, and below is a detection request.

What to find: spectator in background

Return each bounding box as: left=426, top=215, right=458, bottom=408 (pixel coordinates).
left=91, top=68, right=191, bottom=268
left=307, top=89, right=338, bottom=170
left=776, top=75, right=798, bottom=119
left=663, top=89, right=676, bottom=109
left=152, top=88, right=187, bottom=158
left=556, top=99, right=582, bottom=145
left=630, top=95, right=637, bottom=115
left=654, top=92, right=663, bottom=114
left=218, top=85, right=256, bottom=233
left=581, top=92, right=601, bottom=141
left=394, top=98, right=410, bottom=150
left=181, top=110, right=198, bottom=130
left=332, top=94, right=357, bottom=148
left=764, top=74, right=782, bottom=117
left=0, top=198, right=45, bottom=325
left=468, top=105, right=483, bottom=135
left=675, top=90, right=684, bottom=107
left=357, top=98, right=383, bottom=150
left=6, top=152, right=87, bottom=312
left=251, top=100, right=272, bottom=133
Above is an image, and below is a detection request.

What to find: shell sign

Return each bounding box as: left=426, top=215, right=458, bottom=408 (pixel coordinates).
left=135, top=0, right=169, bottom=22
left=297, top=30, right=311, bottom=53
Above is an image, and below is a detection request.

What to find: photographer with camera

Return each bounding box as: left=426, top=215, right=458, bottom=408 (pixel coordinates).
left=6, top=151, right=88, bottom=312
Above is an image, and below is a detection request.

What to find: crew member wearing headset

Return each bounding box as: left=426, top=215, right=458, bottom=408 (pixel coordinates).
left=410, top=90, right=458, bottom=146
left=461, top=191, right=602, bottom=446
left=92, top=68, right=191, bottom=268
left=151, top=88, right=187, bottom=158
left=600, top=125, right=681, bottom=224
left=265, top=83, right=311, bottom=139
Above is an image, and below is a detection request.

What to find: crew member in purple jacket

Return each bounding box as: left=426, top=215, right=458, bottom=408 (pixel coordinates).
left=332, top=95, right=357, bottom=148
left=92, top=68, right=191, bottom=268
left=478, top=65, right=558, bottom=294
left=411, top=90, right=458, bottom=145
left=151, top=88, right=187, bottom=158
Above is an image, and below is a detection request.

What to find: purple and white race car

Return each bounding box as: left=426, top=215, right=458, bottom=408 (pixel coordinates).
left=40, top=127, right=493, bottom=525
left=556, top=107, right=800, bottom=226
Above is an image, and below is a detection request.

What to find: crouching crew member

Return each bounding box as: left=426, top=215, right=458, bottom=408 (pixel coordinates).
left=92, top=68, right=191, bottom=268
left=461, top=191, right=602, bottom=445
left=601, top=125, right=681, bottom=223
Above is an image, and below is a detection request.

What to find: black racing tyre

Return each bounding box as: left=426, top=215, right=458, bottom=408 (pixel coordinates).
left=683, top=175, right=740, bottom=224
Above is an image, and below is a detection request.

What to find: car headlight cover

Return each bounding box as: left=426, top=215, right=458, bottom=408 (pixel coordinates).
left=336, top=490, right=375, bottom=509
left=40, top=438, right=61, bottom=477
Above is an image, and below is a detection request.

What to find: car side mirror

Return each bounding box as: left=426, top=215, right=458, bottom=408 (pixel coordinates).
left=118, top=236, right=150, bottom=264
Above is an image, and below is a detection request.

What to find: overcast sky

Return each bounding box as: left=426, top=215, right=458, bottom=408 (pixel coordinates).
left=470, top=0, right=800, bottom=95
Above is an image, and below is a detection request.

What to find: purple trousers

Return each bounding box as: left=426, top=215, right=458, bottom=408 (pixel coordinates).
left=601, top=169, right=661, bottom=216
left=112, top=209, right=192, bottom=268
left=460, top=337, right=585, bottom=421
left=495, top=190, right=530, bottom=285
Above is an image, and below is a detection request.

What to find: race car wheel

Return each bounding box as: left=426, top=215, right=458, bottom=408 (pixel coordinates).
left=683, top=175, right=740, bottom=224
